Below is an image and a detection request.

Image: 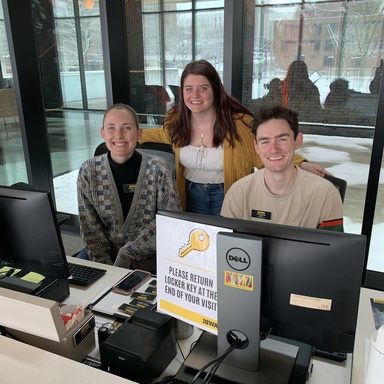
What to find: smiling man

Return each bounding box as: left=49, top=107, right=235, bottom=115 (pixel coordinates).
left=221, top=105, right=344, bottom=232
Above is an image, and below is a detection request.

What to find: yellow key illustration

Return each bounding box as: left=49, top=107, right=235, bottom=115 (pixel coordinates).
left=179, top=229, right=210, bottom=258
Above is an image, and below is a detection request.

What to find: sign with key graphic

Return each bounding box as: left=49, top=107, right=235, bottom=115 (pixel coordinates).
left=156, top=214, right=232, bottom=334
left=179, top=229, right=210, bottom=258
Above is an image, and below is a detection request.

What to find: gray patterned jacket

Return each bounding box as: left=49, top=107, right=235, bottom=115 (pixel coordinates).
left=77, top=151, right=181, bottom=271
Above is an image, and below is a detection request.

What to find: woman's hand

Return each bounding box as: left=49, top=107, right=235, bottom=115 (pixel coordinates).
left=300, top=161, right=332, bottom=177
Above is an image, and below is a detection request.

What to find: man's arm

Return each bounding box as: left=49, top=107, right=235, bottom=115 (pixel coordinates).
left=300, top=160, right=332, bottom=177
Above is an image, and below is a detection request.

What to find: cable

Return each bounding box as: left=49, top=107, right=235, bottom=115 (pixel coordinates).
left=201, top=359, right=222, bottom=384
left=176, top=339, right=186, bottom=361
left=189, top=332, right=242, bottom=384
left=152, top=375, right=176, bottom=384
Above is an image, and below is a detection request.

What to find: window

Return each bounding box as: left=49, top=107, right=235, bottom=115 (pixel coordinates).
left=325, top=39, right=335, bottom=51
left=142, top=0, right=224, bottom=110
left=0, top=2, right=27, bottom=186
left=324, top=55, right=335, bottom=66
left=243, top=0, right=384, bottom=280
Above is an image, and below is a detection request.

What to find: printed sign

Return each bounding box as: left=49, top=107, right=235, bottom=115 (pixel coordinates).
left=156, top=214, right=232, bottom=334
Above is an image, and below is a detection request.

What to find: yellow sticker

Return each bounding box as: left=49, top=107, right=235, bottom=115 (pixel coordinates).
left=224, top=270, right=254, bottom=291
left=20, top=272, right=45, bottom=283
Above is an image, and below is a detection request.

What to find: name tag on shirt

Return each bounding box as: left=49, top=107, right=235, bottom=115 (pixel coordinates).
left=251, top=209, right=271, bottom=220
left=123, top=184, right=136, bottom=193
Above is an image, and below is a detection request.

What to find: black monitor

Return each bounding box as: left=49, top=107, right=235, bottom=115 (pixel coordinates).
left=0, top=185, right=70, bottom=301
left=157, top=210, right=366, bottom=356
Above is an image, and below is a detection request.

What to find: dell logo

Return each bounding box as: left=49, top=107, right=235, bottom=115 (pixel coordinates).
left=226, top=248, right=251, bottom=271
left=229, top=255, right=247, bottom=263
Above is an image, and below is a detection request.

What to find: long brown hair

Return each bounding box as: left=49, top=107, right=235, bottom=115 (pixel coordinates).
left=166, top=59, right=253, bottom=147
left=282, top=60, right=310, bottom=107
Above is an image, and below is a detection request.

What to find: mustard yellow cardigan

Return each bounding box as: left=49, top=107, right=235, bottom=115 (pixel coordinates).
left=140, top=113, right=306, bottom=210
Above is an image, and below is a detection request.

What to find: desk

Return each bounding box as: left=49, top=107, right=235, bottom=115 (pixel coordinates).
left=0, top=257, right=352, bottom=384
left=63, top=257, right=128, bottom=308
left=0, top=336, right=135, bottom=384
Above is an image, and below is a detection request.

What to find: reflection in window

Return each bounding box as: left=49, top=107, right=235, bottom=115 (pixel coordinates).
left=245, top=0, right=384, bottom=273
left=0, top=2, right=27, bottom=186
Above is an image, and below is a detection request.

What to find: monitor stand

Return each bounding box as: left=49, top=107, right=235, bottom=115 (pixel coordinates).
left=175, top=331, right=312, bottom=384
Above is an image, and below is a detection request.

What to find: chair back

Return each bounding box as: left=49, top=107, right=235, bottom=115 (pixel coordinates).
left=93, top=142, right=175, bottom=177
left=324, top=174, right=347, bottom=203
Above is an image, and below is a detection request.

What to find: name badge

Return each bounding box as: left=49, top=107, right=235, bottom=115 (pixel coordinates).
left=251, top=209, right=271, bottom=220
left=123, top=184, right=136, bottom=194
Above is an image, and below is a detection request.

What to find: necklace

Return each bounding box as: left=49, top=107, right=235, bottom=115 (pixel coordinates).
left=193, top=117, right=214, bottom=165
left=194, top=117, right=214, bottom=147
left=197, top=126, right=210, bottom=147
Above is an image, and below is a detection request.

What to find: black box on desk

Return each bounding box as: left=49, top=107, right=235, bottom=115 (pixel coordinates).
left=100, top=308, right=177, bottom=384
left=0, top=275, right=70, bottom=303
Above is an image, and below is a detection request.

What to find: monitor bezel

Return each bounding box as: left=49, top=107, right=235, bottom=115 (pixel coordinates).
left=0, top=185, right=70, bottom=281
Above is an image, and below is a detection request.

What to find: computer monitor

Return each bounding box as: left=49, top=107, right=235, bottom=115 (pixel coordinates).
left=157, top=210, right=366, bottom=356
left=0, top=185, right=70, bottom=301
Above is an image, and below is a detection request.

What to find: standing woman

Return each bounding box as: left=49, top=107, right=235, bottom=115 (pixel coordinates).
left=141, top=60, right=327, bottom=215
left=281, top=60, right=323, bottom=122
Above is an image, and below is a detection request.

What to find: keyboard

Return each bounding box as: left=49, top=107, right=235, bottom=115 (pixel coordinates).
left=67, top=262, right=106, bottom=286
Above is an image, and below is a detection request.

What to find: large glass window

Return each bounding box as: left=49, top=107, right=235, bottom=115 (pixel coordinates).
left=39, top=1, right=106, bottom=214
left=0, top=2, right=27, bottom=186
left=243, top=0, right=384, bottom=274
left=142, top=0, right=224, bottom=122
left=52, top=0, right=106, bottom=110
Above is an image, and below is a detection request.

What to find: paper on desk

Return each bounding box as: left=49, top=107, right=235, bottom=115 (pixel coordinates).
left=0, top=266, right=22, bottom=276
left=21, top=272, right=45, bottom=283
left=370, top=298, right=384, bottom=330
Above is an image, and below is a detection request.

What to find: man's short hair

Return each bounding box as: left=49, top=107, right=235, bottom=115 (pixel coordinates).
left=253, top=105, right=300, bottom=139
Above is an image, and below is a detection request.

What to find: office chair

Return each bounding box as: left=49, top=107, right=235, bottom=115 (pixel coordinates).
left=145, top=85, right=171, bottom=125
left=94, top=142, right=108, bottom=156
left=169, top=85, right=180, bottom=104
left=138, top=142, right=175, bottom=177
left=93, top=142, right=175, bottom=177
left=324, top=174, right=347, bottom=203
left=93, top=141, right=173, bottom=156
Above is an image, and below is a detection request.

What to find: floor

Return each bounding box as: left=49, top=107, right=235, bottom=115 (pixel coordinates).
left=60, top=225, right=84, bottom=258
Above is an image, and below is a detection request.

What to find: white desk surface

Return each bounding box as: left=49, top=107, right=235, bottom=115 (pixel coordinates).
left=0, top=257, right=353, bottom=384
left=63, top=257, right=129, bottom=308
left=0, top=336, right=135, bottom=384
